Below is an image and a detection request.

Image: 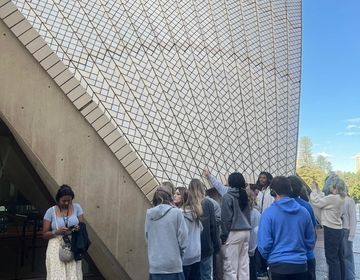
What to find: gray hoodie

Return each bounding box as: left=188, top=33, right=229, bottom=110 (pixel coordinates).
left=145, top=204, right=188, bottom=274
left=221, top=188, right=251, bottom=243
left=182, top=209, right=203, bottom=266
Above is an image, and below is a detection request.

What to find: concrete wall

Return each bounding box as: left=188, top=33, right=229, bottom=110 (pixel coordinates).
left=0, top=19, right=150, bottom=280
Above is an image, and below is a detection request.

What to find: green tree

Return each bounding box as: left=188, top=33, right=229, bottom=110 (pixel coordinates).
left=297, top=165, right=327, bottom=187
left=315, top=155, right=332, bottom=173
left=337, top=171, right=360, bottom=202
left=297, top=136, right=313, bottom=167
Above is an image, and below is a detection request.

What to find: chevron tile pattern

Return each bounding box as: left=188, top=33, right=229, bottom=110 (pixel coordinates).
left=9, top=0, right=302, bottom=185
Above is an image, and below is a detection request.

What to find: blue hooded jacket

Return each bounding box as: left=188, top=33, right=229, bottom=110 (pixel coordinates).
left=257, top=197, right=315, bottom=265
left=294, top=197, right=317, bottom=260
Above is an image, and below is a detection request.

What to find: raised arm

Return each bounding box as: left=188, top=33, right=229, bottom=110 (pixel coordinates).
left=203, top=167, right=229, bottom=196
left=309, top=181, right=330, bottom=209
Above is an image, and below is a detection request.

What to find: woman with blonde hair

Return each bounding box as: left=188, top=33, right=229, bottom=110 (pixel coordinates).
left=183, top=179, right=219, bottom=280
left=182, top=180, right=203, bottom=280
left=310, top=176, right=346, bottom=280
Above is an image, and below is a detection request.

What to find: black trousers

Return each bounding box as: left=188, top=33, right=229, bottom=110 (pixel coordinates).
left=249, top=255, right=257, bottom=280
left=183, top=262, right=201, bottom=280
left=255, top=248, right=267, bottom=274
left=271, top=272, right=307, bottom=280
left=307, top=258, right=316, bottom=280
left=324, top=226, right=345, bottom=280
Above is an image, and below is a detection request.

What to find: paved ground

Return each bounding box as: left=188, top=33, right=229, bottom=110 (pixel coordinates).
left=315, top=205, right=360, bottom=279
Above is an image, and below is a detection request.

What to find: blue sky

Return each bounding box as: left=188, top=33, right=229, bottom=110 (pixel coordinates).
left=299, top=0, right=360, bottom=172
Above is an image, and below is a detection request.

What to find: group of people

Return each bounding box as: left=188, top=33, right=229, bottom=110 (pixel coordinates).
left=145, top=168, right=357, bottom=280
left=40, top=170, right=356, bottom=280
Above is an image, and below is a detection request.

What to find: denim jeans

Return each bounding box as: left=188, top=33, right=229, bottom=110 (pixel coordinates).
left=200, top=255, right=213, bottom=280
left=343, top=229, right=355, bottom=280
left=324, top=226, right=345, bottom=280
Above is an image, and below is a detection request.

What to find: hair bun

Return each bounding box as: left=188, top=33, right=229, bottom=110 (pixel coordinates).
left=59, top=184, right=72, bottom=190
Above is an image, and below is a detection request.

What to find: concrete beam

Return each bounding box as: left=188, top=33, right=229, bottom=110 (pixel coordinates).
left=0, top=19, right=149, bottom=280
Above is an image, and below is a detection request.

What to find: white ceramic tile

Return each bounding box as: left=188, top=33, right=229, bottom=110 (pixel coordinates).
left=12, top=0, right=302, bottom=193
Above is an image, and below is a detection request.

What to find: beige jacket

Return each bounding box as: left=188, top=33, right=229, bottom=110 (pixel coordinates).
left=310, top=190, right=344, bottom=229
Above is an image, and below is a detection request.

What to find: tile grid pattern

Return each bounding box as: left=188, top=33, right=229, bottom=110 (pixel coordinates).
left=0, top=0, right=159, bottom=200
left=1, top=0, right=301, bottom=193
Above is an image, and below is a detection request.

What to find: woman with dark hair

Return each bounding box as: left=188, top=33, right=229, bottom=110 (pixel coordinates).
left=174, top=187, right=188, bottom=208
left=145, top=186, right=188, bottom=280
left=221, top=172, right=251, bottom=279
left=42, top=185, right=84, bottom=279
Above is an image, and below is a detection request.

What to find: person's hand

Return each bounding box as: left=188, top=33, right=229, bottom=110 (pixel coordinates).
left=202, top=166, right=210, bottom=177
left=311, top=180, right=319, bottom=190
left=73, top=225, right=80, bottom=231
left=224, top=172, right=229, bottom=185
left=55, top=227, right=68, bottom=235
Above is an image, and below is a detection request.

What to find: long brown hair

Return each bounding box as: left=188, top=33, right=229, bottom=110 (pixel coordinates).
left=152, top=187, right=173, bottom=206
left=175, top=187, right=188, bottom=208
left=183, top=179, right=204, bottom=222
left=246, top=188, right=257, bottom=209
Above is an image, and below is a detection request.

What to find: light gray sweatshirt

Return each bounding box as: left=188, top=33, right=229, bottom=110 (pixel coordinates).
left=249, top=208, right=261, bottom=256
left=342, top=196, right=357, bottom=242
left=145, top=204, right=188, bottom=274
left=182, top=209, right=203, bottom=266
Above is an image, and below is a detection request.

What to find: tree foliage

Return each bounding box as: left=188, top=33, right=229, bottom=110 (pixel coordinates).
left=297, top=136, right=313, bottom=167
left=297, top=136, right=332, bottom=175
left=337, top=171, right=360, bottom=202
left=297, top=165, right=327, bottom=187
left=315, top=155, right=332, bottom=173
left=295, top=137, right=360, bottom=201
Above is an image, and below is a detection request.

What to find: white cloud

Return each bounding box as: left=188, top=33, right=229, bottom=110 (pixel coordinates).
left=313, top=152, right=333, bottom=158
left=346, top=117, right=360, bottom=124
left=346, top=124, right=360, bottom=130
left=337, top=131, right=360, bottom=136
